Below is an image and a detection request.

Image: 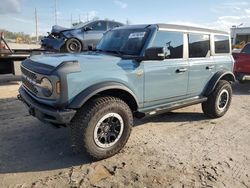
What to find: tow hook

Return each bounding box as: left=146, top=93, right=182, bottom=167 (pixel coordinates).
left=29, top=108, right=35, bottom=116
left=17, top=94, right=22, bottom=101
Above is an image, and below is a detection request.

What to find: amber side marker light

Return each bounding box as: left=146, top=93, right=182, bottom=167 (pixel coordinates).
left=56, top=81, right=61, bottom=94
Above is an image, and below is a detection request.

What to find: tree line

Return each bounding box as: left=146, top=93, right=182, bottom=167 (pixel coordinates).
left=0, top=29, right=42, bottom=43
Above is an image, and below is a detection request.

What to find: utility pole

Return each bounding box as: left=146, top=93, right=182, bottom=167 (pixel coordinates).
left=71, top=14, right=73, bottom=26
left=54, top=0, right=57, bottom=25
left=35, top=8, right=38, bottom=43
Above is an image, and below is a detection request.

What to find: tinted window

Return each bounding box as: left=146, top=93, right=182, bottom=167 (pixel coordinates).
left=189, top=34, right=210, bottom=58
left=89, top=21, right=107, bottom=31
left=214, top=35, right=230, bottom=54
left=152, top=31, right=183, bottom=59
left=241, top=44, right=250, bottom=54
left=108, top=21, right=122, bottom=29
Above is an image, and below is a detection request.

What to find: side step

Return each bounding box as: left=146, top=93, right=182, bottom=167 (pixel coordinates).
left=139, top=97, right=207, bottom=117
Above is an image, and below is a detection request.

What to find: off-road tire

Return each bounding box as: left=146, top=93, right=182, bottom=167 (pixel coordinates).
left=65, top=38, right=82, bottom=53
left=202, top=80, right=232, bottom=118
left=70, top=96, right=133, bottom=160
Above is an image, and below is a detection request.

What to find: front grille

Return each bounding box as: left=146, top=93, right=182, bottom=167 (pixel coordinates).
left=21, top=66, right=38, bottom=95
left=21, top=66, right=37, bottom=80
left=22, top=77, right=38, bottom=94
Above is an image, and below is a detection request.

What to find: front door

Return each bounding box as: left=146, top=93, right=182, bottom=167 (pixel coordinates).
left=143, top=30, right=189, bottom=108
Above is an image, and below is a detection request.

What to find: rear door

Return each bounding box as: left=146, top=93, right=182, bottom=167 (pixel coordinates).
left=187, top=33, right=215, bottom=96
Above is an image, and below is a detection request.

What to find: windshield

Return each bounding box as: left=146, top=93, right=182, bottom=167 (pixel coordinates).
left=96, top=28, right=151, bottom=56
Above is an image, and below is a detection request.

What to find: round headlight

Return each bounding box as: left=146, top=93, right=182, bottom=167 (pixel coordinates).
left=40, top=77, right=53, bottom=97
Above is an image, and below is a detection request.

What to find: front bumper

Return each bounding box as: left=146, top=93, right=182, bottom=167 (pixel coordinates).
left=18, top=86, right=76, bottom=124
left=41, top=36, right=65, bottom=51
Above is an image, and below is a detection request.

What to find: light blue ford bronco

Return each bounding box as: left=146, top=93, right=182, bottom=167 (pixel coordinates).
left=18, top=24, right=235, bottom=159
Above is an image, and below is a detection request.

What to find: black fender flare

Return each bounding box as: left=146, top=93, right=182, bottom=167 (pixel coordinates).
left=68, top=82, right=139, bottom=109
left=204, top=71, right=235, bottom=96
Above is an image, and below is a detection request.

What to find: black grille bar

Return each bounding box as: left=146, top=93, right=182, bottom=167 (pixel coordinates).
left=21, top=66, right=38, bottom=95
left=21, top=66, right=37, bottom=80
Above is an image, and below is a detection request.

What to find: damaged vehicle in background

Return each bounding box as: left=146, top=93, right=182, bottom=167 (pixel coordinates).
left=41, top=20, right=124, bottom=53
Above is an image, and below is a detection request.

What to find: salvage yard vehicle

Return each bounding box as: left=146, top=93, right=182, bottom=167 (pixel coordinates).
left=0, top=32, right=44, bottom=75
left=18, top=24, right=235, bottom=160
left=233, top=43, right=250, bottom=83
left=41, top=20, right=124, bottom=53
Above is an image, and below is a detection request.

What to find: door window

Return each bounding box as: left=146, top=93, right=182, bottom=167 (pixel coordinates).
left=151, top=31, right=183, bottom=59
left=241, top=44, right=250, bottom=54
left=214, top=35, right=230, bottom=54
left=188, top=34, right=210, bottom=58
left=89, top=21, right=107, bottom=31
left=108, top=21, right=122, bottom=29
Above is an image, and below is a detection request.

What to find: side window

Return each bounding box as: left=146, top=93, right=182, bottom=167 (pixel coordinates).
left=108, top=22, right=122, bottom=29
left=189, top=34, right=210, bottom=58
left=241, top=44, right=250, bottom=54
left=214, top=35, right=230, bottom=54
left=90, top=21, right=107, bottom=31
left=151, top=31, right=183, bottom=59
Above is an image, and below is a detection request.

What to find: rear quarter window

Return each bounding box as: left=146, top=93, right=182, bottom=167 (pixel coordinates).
left=241, top=44, right=250, bottom=54
left=214, top=35, right=230, bottom=54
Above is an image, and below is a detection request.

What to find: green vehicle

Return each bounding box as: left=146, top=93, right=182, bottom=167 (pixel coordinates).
left=18, top=24, right=235, bottom=159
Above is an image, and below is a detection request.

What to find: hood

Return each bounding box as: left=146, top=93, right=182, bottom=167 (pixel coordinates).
left=22, top=52, right=122, bottom=75
left=51, top=25, right=73, bottom=34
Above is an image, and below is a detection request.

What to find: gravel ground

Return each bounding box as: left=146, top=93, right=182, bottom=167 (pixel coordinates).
left=0, top=81, right=249, bottom=188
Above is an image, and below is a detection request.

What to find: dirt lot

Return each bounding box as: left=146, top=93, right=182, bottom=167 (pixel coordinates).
left=0, top=81, right=249, bottom=188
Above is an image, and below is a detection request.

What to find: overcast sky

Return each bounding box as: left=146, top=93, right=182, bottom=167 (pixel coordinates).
left=0, top=0, right=250, bottom=36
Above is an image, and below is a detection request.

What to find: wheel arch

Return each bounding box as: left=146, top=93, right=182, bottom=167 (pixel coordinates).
left=204, top=71, right=235, bottom=96
left=68, top=82, right=139, bottom=112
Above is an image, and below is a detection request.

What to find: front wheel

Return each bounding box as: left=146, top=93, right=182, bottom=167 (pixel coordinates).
left=202, top=80, right=232, bottom=118
left=65, top=38, right=82, bottom=53
left=70, top=96, right=133, bottom=160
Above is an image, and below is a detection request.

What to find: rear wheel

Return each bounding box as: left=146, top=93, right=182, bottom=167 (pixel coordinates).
left=65, top=38, right=82, bottom=53
left=202, top=80, right=232, bottom=118
left=70, top=96, right=133, bottom=160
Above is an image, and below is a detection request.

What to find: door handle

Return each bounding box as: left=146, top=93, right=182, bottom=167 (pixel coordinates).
left=176, top=68, right=187, bottom=73
left=206, top=65, right=215, bottom=70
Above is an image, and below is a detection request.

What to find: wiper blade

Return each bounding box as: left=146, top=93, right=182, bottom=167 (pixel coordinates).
left=96, top=49, right=137, bottom=58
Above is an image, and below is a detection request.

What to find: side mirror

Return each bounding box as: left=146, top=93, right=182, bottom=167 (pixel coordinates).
left=144, top=47, right=165, bottom=61
left=83, top=26, right=93, bottom=31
